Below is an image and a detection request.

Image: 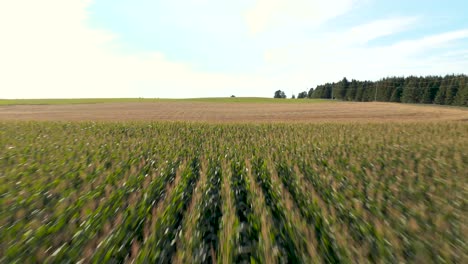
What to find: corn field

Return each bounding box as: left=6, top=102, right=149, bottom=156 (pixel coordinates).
left=1, top=122, right=467, bottom=263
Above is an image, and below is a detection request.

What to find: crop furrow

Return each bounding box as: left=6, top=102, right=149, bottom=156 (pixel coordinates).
left=3, top=159, right=143, bottom=263
left=48, top=159, right=159, bottom=262
left=89, top=159, right=180, bottom=263
left=297, top=161, right=394, bottom=262
left=136, top=157, right=201, bottom=263
left=230, top=160, right=261, bottom=263
left=191, top=158, right=223, bottom=264
left=275, top=161, right=351, bottom=263
left=251, top=157, right=307, bottom=263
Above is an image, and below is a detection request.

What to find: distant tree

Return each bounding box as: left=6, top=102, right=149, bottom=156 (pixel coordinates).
left=401, top=77, right=420, bottom=103
left=311, top=84, right=332, bottom=99
left=420, top=83, right=432, bottom=104
left=453, top=77, right=468, bottom=106
left=445, top=77, right=459, bottom=105
left=345, top=79, right=358, bottom=101
left=292, top=94, right=296, bottom=99
left=377, top=77, right=398, bottom=102
left=434, top=78, right=449, bottom=105
left=363, top=82, right=375, bottom=101
left=335, top=77, right=349, bottom=100
left=304, top=74, right=467, bottom=106
left=355, top=81, right=368, bottom=101
left=274, top=90, right=287, bottom=99
left=297, top=91, right=308, bottom=99
left=231, top=95, right=236, bottom=98
left=390, top=86, right=403, bottom=102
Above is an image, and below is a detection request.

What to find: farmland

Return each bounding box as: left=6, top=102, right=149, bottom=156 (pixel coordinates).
left=1, top=120, right=467, bottom=263
left=0, top=100, right=467, bottom=122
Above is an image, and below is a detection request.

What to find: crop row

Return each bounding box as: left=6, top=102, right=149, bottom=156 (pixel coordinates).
left=137, top=158, right=200, bottom=263
left=230, top=160, right=261, bottom=263
left=251, top=158, right=306, bottom=263
left=1, top=122, right=466, bottom=263
left=191, top=158, right=223, bottom=263
left=275, top=161, right=348, bottom=263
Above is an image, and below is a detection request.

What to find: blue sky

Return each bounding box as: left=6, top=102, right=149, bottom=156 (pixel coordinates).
left=1, top=0, right=467, bottom=98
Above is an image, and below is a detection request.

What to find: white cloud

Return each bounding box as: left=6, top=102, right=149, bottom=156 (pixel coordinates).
left=245, top=0, right=357, bottom=34
left=1, top=1, right=467, bottom=99
left=262, top=24, right=468, bottom=87
left=385, top=29, right=468, bottom=55
left=0, top=0, right=279, bottom=99
left=0, top=0, right=128, bottom=98
left=344, top=16, right=419, bottom=45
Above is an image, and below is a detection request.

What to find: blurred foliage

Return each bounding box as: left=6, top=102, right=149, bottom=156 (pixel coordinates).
left=0, top=121, right=466, bottom=263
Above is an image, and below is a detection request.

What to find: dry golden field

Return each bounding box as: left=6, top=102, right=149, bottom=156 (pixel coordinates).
left=0, top=101, right=467, bottom=122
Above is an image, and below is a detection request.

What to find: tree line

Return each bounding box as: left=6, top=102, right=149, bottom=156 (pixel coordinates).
left=289, top=74, right=467, bottom=106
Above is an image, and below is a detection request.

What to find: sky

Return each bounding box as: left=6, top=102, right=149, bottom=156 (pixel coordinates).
left=1, top=0, right=468, bottom=99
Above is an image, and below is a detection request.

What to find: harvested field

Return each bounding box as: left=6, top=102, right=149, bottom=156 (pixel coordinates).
left=0, top=101, right=466, bottom=122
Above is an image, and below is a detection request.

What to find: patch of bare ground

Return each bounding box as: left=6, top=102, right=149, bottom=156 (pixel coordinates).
left=0, top=102, right=466, bottom=122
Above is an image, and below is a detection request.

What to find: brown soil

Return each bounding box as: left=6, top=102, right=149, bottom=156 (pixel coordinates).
left=0, top=102, right=466, bottom=122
